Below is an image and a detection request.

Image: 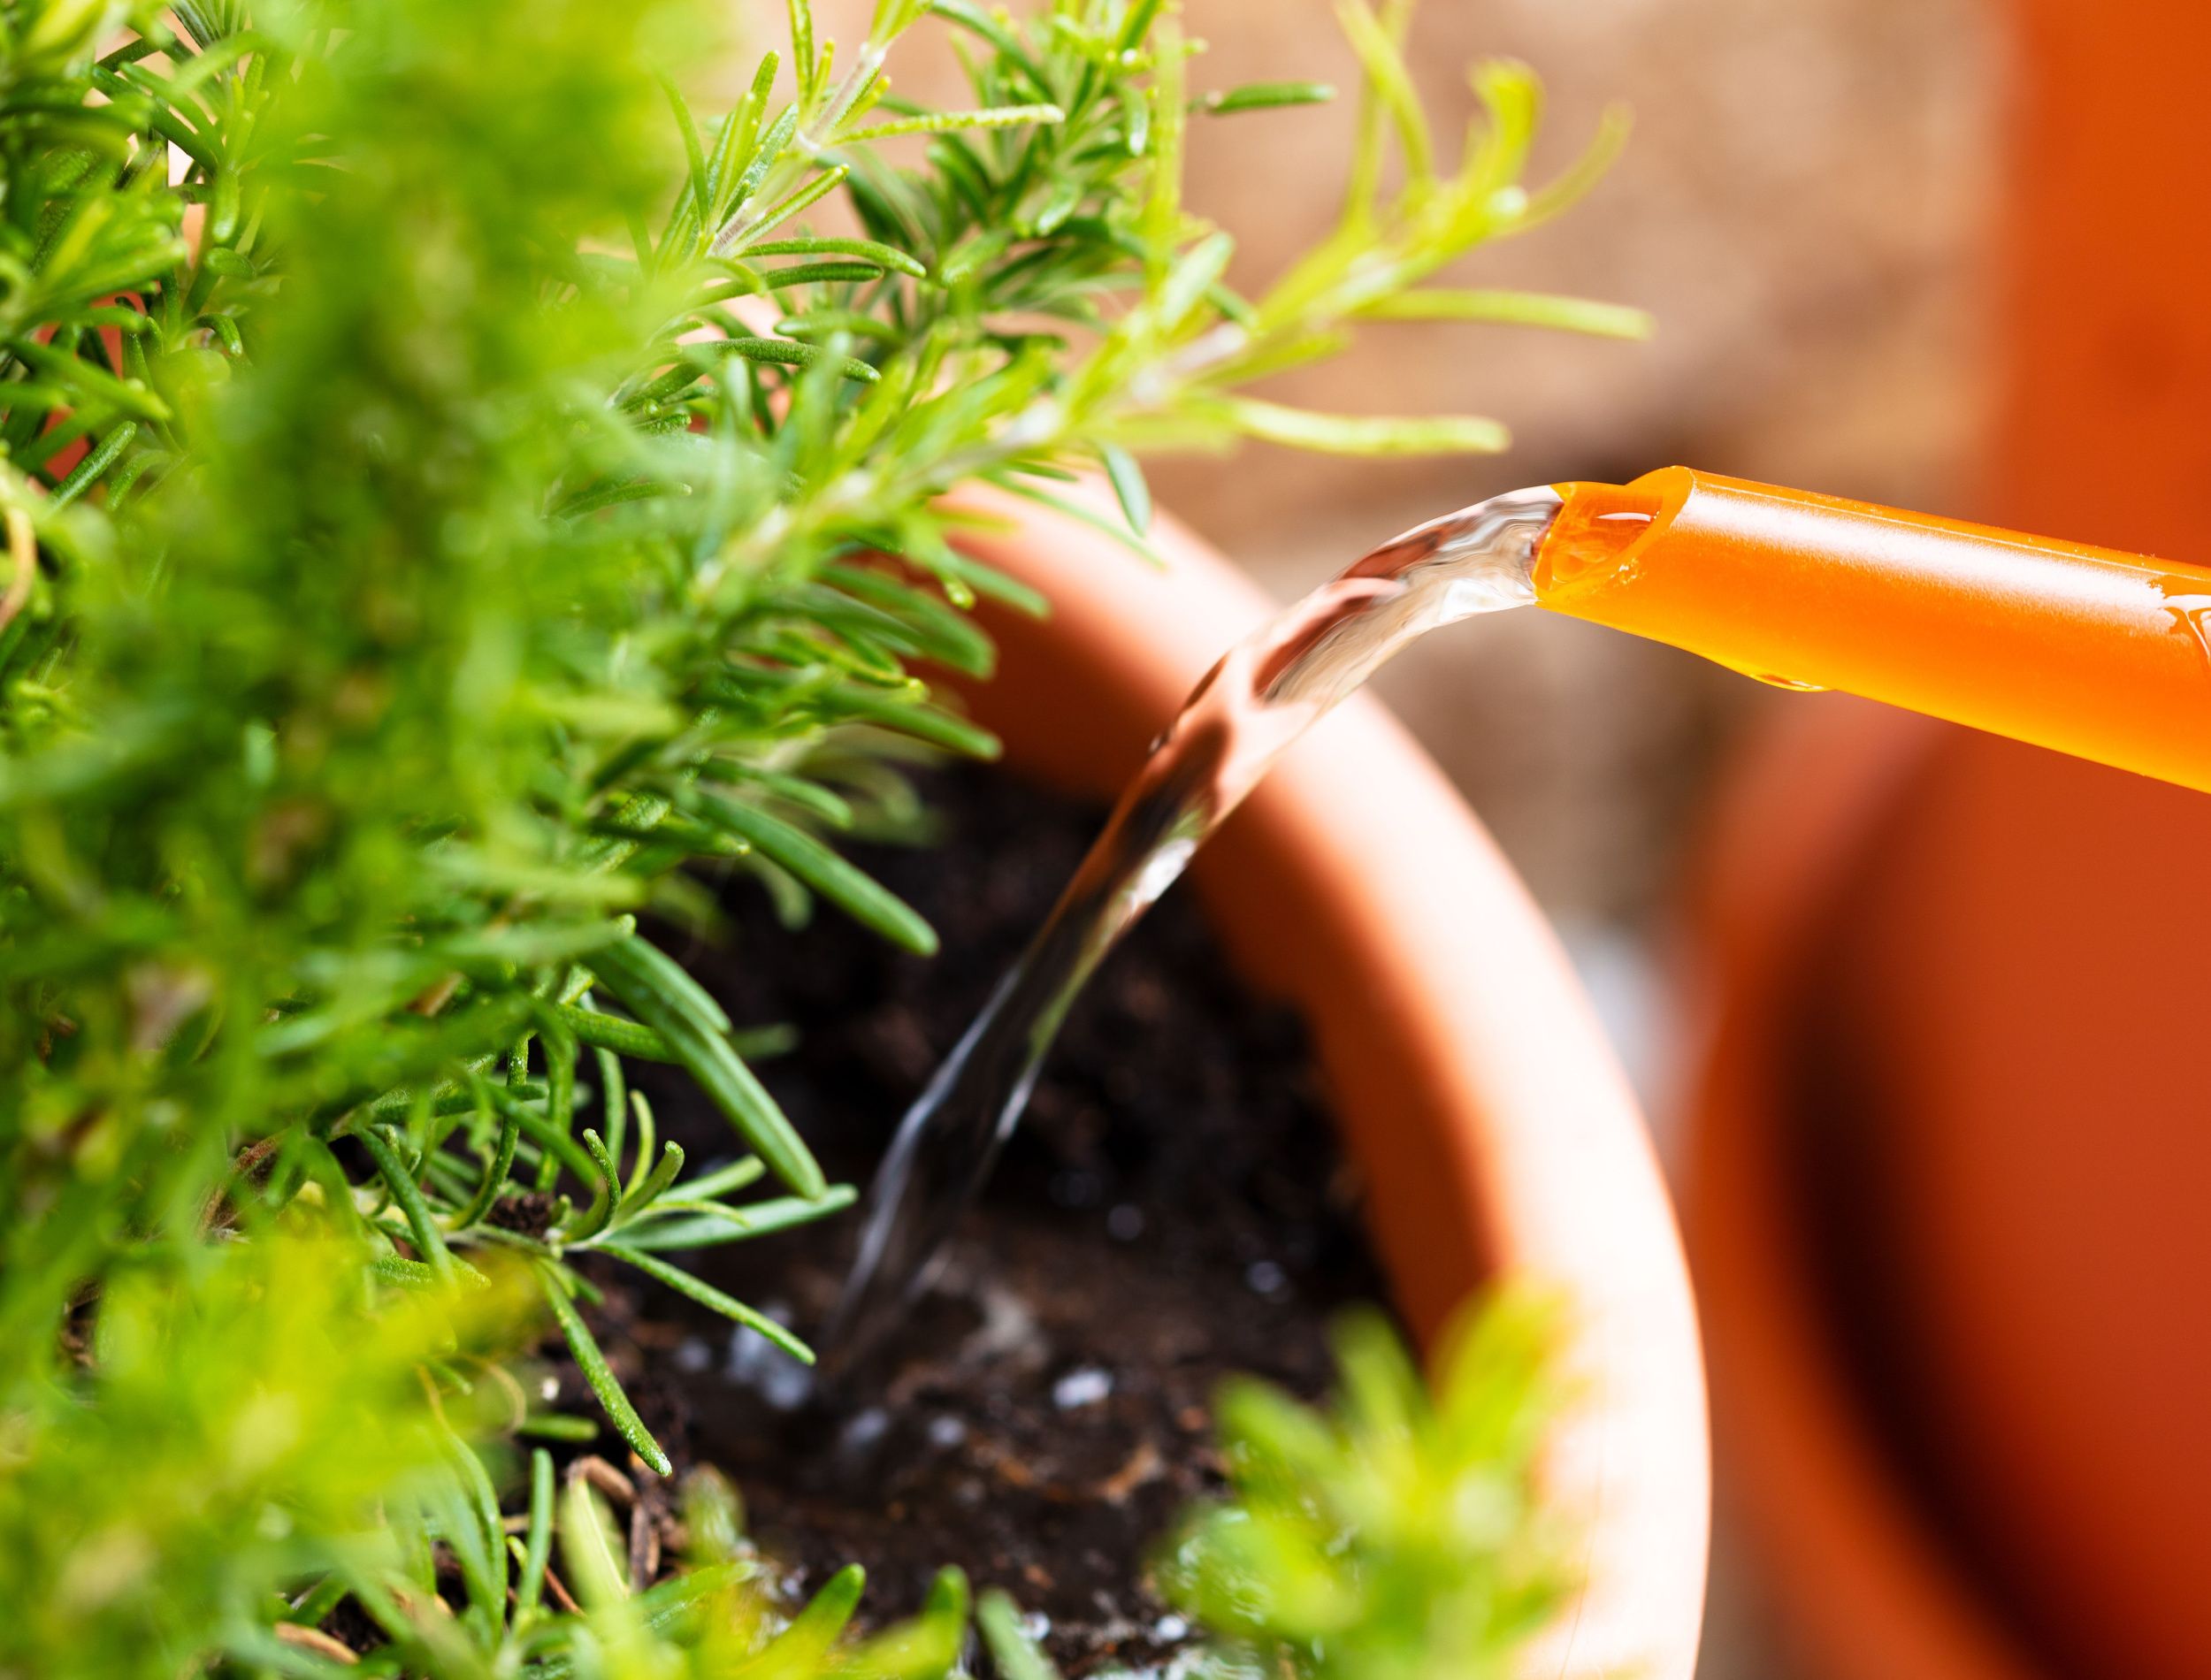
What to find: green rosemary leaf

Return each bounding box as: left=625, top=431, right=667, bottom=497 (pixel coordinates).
left=565, top=1128, right=622, bottom=1240
left=773, top=308, right=905, bottom=343
left=746, top=235, right=929, bottom=278
left=359, top=1126, right=455, bottom=1284
left=370, top=1253, right=440, bottom=1289
left=490, top=1085, right=603, bottom=1190
left=48, top=422, right=137, bottom=509
left=732, top=1562, right=865, bottom=1671
left=737, top=162, right=852, bottom=244
left=723, top=103, right=799, bottom=224
left=555, top=1003, right=683, bottom=1064
left=984, top=473, right=1167, bottom=566
left=1338, top=0, right=1432, bottom=184
left=616, top=1185, right=856, bottom=1249
left=980, top=1589, right=1060, bottom=1680
left=847, top=1567, right=970, bottom=1677
left=527, top=1565, right=753, bottom=1680
left=757, top=260, right=891, bottom=289
left=788, top=0, right=816, bottom=107
left=618, top=1140, right=686, bottom=1212
left=598, top=1042, right=630, bottom=1165
left=538, top=1262, right=671, bottom=1476
left=599, top=1241, right=815, bottom=1363
left=669, top=1154, right=764, bottom=1202
left=661, top=73, right=713, bottom=225
left=516, top=1447, right=555, bottom=1619
left=560, top=1478, right=631, bottom=1607
left=1359, top=287, right=1652, bottom=339
left=448, top=1074, right=518, bottom=1232
left=8, top=334, right=170, bottom=422
left=587, top=934, right=731, bottom=1034
left=818, top=561, right=995, bottom=676
left=589, top=935, right=826, bottom=1199
left=1157, top=230, right=1234, bottom=330
left=714, top=336, right=881, bottom=383
left=838, top=103, right=1065, bottom=144
left=1198, top=80, right=1337, bottom=114
left=693, top=788, right=937, bottom=953
left=815, top=679, right=1001, bottom=759
left=726, top=764, right=855, bottom=828
left=1222, top=395, right=1511, bottom=457
left=516, top=1412, right=601, bottom=1443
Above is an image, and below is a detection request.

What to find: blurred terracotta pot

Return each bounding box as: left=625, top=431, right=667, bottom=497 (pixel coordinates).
left=1684, top=700, right=2211, bottom=1680
left=1682, top=0, right=2211, bottom=1676
left=945, top=485, right=1710, bottom=1680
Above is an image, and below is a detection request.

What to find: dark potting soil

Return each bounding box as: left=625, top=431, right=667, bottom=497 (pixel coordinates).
left=603, top=764, right=1389, bottom=1675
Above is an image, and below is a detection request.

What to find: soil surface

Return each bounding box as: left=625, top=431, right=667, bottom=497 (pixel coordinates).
left=615, top=764, right=1387, bottom=1674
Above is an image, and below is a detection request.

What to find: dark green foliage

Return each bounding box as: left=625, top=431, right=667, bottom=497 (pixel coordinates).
left=0, top=0, right=1630, bottom=1670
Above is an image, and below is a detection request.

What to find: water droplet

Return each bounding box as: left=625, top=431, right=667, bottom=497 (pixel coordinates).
left=2161, top=589, right=2211, bottom=674
left=1748, top=672, right=1829, bottom=692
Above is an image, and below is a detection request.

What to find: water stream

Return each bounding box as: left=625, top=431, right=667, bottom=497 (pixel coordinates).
left=819, top=485, right=1565, bottom=1378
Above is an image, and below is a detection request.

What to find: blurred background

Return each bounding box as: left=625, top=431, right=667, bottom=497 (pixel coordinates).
left=830, top=3, right=2211, bottom=1676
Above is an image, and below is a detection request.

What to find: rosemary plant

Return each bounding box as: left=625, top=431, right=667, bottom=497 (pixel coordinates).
left=0, top=0, right=1634, bottom=1670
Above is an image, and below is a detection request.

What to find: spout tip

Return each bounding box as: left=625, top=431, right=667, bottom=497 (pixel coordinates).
left=1537, top=479, right=1667, bottom=596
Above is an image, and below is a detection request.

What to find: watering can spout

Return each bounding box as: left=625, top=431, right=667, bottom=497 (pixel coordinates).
left=1533, top=467, right=2211, bottom=794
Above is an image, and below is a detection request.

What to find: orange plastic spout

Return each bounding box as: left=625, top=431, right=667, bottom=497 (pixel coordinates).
left=1533, top=467, right=2211, bottom=793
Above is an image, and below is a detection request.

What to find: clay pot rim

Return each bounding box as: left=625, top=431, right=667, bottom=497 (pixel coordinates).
left=1679, top=696, right=2047, bottom=1680
left=945, top=484, right=1710, bottom=1680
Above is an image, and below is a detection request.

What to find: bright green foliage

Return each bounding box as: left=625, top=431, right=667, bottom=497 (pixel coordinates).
left=968, top=1297, right=1567, bottom=1680
left=0, top=1233, right=532, bottom=1675
left=0, top=0, right=1626, bottom=1670
left=1159, top=1295, right=1571, bottom=1680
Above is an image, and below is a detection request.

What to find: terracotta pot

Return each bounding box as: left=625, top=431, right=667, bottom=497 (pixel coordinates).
left=941, top=485, right=1710, bottom=1680
left=1683, top=699, right=2211, bottom=1680
left=1679, top=699, right=2038, bottom=1680
left=1679, top=1, right=2211, bottom=1676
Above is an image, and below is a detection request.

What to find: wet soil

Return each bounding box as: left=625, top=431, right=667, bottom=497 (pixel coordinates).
left=612, top=765, right=1387, bottom=1674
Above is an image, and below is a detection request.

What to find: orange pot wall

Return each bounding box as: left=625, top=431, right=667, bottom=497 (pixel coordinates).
left=1821, top=740, right=2211, bottom=1680
left=1985, top=0, right=2211, bottom=560
left=1682, top=2, right=2211, bottom=1678
left=1863, top=0, right=2211, bottom=1672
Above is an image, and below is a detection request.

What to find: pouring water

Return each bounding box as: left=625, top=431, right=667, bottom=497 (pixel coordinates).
left=819, top=486, right=1565, bottom=1378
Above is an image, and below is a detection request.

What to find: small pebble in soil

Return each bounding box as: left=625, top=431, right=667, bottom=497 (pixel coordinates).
left=1245, top=1259, right=1288, bottom=1297
left=1052, top=1169, right=1105, bottom=1209
left=1052, top=1367, right=1114, bottom=1410
left=1107, top=1204, right=1145, bottom=1241
left=836, top=1407, right=891, bottom=1469
left=726, top=1317, right=813, bottom=1412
